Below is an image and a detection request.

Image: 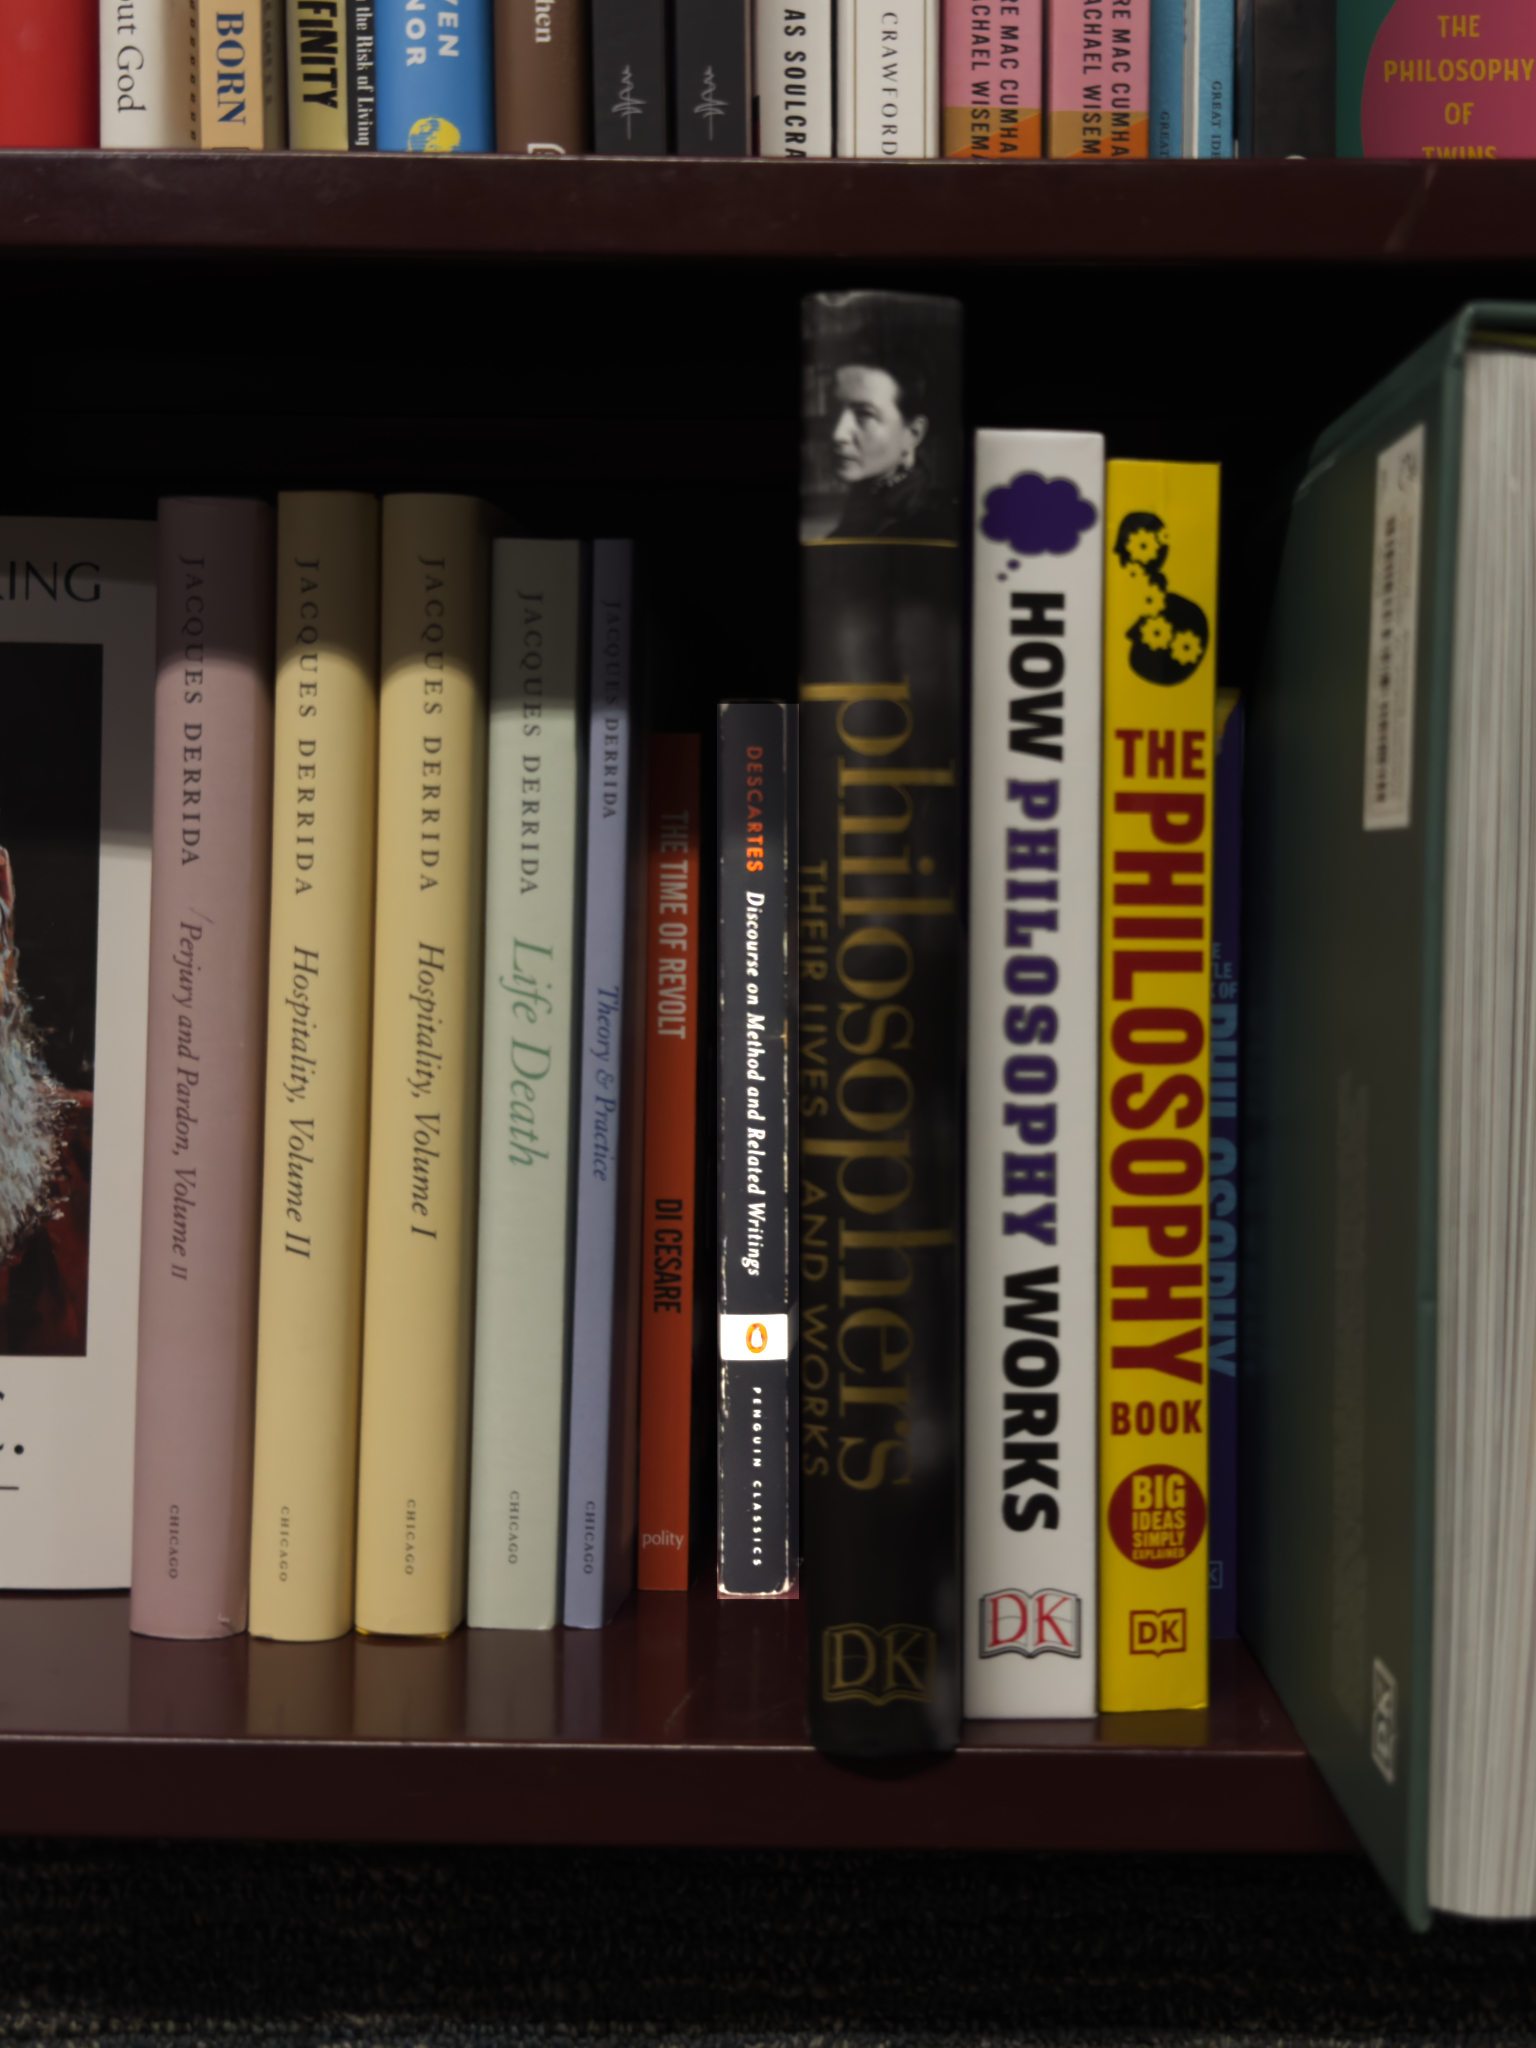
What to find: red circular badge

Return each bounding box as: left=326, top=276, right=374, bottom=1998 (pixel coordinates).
left=1107, top=1463, right=1207, bottom=1570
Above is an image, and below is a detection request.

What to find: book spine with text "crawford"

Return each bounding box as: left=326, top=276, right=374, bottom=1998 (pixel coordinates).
left=636, top=733, right=703, bottom=1591
left=354, top=494, right=490, bottom=1638
left=130, top=498, right=275, bottom=1641
left=836, top=0, right=939, bottom=154
left=717, top=702, right=798, bottom=1598
left=467, top=539, right=587, bottom=1631
left=799, top=290, right=964, bottom=1755
left=563, top=540, right=649, bottom=1628
left=248, top=493, right=379, bottom=1644
left=964, top=430, right=1104, bottom=1719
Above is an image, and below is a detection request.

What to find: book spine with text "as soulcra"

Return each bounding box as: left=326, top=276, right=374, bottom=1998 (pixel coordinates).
left=130, top=499, right=274, bottom=1640
left=755, top=0, right=831, bottom=154
left=964, top=431, right=1104, bottom=1719
left=467, top=539, right=586, bottom=1631
left=563, top=540, right=648, bottom=1627
left=1097, top=458, right=1218, bottom=1711
left=636, top=733, right=703, bottom=1591
left=354, top=494, right=490, bottom=1637
left=718, top=702, right=798, bottom=1598
left=248, top=493, right=379, bottom=1643
left=799, top=290, right=964, bottom=1756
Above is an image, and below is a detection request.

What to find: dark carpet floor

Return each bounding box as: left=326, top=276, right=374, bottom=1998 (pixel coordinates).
left=2, top=1842, right=1535, bottom=2047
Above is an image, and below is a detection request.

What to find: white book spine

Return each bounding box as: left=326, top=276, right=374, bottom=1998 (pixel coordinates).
left=100, top=0, right=195, bottom=147
left=964, top=430, right=1104, bottom=1719
left=755, top=0, right=833, bottom=156
left=467, top=541, right=586, bottom=1631
left=835, top=0, right=938, bottom=156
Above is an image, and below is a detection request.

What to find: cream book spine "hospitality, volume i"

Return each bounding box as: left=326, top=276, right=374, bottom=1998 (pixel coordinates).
left=354, top=494, right=491, bottom=1637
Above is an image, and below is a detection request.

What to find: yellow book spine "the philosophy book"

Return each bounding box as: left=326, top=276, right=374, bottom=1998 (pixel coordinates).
left=354, top=495, right=490, bottom=1637
left=1098, top=459, right=1219, bottom=1712
left=248, top=492, right=380, bottom=1642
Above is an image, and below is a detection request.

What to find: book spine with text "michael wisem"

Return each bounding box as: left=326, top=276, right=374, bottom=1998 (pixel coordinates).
left=468, top=539, right=586, bottom=1631
left=799, top=290, right=964, bottom=1755
left=718, top=702, right=798, bottom=1598
left=287, top=1, right=377, bottom=147
left=354, top=495, right=490, bottom=1637
left=636, top=733, right=703, bottom=1591
left=1098, top=458, right=1218, bottom=1711
left=101, top=0, right=196, bottom=147
left=563, top=540, right=648, bottom=1628
left=964, top=431, right=1104, bottom=1719
left=942, top=0, right=1042, bottom=156
left=1048, top=0, right=1149, bottom=156
left=130, top=499, right=275, bottom=1641
left=248, top=493, right=379, bottom=1644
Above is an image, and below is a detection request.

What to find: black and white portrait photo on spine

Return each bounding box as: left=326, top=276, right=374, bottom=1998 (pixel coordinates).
left=800, top=292, right=963, bottom=543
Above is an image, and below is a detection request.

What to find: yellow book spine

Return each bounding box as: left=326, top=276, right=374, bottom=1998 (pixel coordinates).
left=1097, top=459, right=1219, bottom=1712
left=354, top=495, right=490, bottom=1637
left=194, top=0, right=285, bottom=146
left=286, top=0, right=346, bottom=148
left=248, top=493, right=380, bottom=1643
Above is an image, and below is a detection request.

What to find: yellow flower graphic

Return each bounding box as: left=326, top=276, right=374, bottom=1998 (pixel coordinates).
left=1140, top=616, right=1173, bottom=650
left=1125, top=527, right=1166, bottom=565
left=1171, top=629, right=1204, bottom=666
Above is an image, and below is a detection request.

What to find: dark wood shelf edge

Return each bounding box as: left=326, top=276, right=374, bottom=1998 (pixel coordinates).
left=1, top=153, right=1534, bottom=265
left=0, top=1728, right=1356, bottom=1850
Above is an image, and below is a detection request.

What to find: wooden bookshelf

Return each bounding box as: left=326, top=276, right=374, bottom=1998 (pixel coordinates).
left=0, top=1588, right=1354, bottom=1849
left=0, top=151, right=1535, bottom=264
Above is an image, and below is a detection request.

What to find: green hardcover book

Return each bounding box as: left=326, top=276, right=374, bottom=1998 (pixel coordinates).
left=1246, top=301, right=1536, bottom=1926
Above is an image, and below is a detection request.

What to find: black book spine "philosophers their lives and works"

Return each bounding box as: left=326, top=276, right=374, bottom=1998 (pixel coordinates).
left=798, top=291, right=965, bottom=1757
left=717, top=701, right=799, bottom=1597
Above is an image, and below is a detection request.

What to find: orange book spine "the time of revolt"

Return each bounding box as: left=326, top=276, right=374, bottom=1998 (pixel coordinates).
left=636, top=734, right=703, bottom=1589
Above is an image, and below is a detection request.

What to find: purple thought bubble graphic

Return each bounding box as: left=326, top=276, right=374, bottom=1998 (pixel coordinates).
left=981, top=472, right=1098, bottom=556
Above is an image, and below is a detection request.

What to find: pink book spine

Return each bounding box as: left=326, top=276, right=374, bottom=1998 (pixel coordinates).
left=129, top=499, right=275, bottom=1641
left=943, top=0, right=1043, bottom=158
left=1047, top=0, right=1149, bottom=158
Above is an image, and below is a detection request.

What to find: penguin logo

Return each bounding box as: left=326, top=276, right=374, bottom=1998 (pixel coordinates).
left=746, top=1322, right=768, bottom=1355
left=1113, top=512, right=1209, bottom=687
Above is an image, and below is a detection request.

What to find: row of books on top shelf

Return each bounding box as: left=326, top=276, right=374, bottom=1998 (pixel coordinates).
left=4, top=0, right=1519, bottom=164
left=10, top=285, right=1536, bottom=1930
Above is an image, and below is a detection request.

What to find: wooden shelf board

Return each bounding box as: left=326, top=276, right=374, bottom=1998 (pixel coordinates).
left=0, top=153, right=1535, bottom=265
left=0, top=1588, right=1356, bottom=1850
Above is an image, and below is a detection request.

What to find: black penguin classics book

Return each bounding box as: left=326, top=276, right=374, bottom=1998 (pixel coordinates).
left=798, top=291, right=965, bottom=1758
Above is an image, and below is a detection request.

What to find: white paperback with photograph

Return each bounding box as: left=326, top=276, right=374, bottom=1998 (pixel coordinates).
left=964, top=432, right=1104, bottom=1718
left=0, top=519, right=156, bottom=1587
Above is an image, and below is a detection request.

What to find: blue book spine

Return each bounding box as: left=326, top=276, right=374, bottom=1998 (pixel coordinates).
left=1208, top=694, right=1242, bottom=1639
left=375, top=0, right=493, bottom=149
left=563, top=540, right=646, bottom=1629
left=1150, top=0, right=1183, bottom=156
left=1183, top=0, right=1235, bottom=156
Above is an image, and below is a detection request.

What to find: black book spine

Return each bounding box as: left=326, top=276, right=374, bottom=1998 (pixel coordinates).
left=717, top=701, right=799, bottom=1596
left=1235, top=0, right=1333, bottom=157
left=797, top=291, right=965, bottom=1758
left=673, top=0, right=750, bottom=155
left=350, top=1, right=377, bottom=147
left=590, top=0, right=671, bottom=152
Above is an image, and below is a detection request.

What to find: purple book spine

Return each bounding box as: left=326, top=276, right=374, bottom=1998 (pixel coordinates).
left=1209, top=694, right=1243, bottom=1638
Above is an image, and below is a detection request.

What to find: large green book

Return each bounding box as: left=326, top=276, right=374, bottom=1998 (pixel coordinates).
left=1246, top=301, right=1536, bottom=1927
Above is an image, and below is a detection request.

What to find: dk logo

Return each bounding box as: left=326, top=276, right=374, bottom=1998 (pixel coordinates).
left=1129, top=1607, right=1187, bottom=1656
left=978, top=1587, right=1082, bottom=1659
